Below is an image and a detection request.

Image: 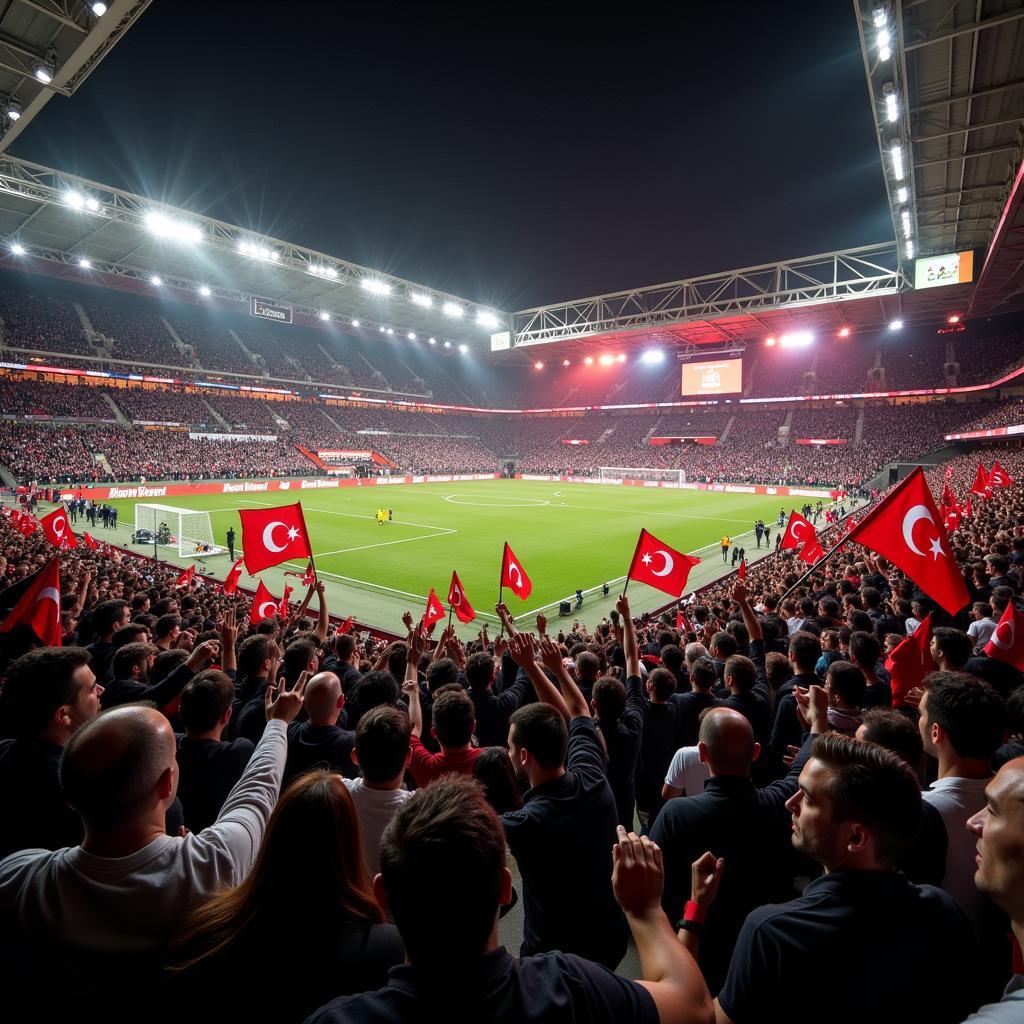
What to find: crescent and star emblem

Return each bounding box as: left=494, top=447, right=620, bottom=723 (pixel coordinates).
left=901, top=505, right=945, bottom=560
left=263, top=521, right=300, bottom=553
left=508, top=563, right=523, bottom=588
left=257, top=600, right=278, bottom=619
left=993, top=620, right=1015, bottom=649
left=641, top=550, right=675, bottom=577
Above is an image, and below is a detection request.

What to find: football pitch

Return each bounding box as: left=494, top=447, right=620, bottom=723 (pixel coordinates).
left=101, top=480, right=801, bottom=635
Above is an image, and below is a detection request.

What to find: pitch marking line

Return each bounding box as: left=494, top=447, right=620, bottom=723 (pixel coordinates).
left=310, top=529, right=458, bottom=557
left=444, top=494, right=550, bottom=508
left=237, top=499, right=451, bottom=532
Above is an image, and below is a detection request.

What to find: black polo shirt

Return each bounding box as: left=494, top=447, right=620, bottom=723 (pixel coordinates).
left=669, top=690, right=718, bottom=747
left=470, top=672, right=533, bottom=749
left=718, top=870, right=979, bottom=1024
left=500, top=716, right=629, bottom=969
left=595, top=675, right=645, bottom=829
left=285, top=722, right=358, bottom=784
left=635, top=699, right=680, bottom=817
left=305, top=946, right=657, bottom=1024
left=175, top=734, right=254, bottom=832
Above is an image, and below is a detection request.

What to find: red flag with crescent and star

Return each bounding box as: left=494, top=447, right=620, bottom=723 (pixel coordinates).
left=222, top=558, right=244, bottom=595
left=627, top=529, right=700, bottom=598
left=984, top=601, right=1024, bottom=671
left=846, top=467, right=970, bottom=615
left=238, top=503, right=312, bottom=574
left=176, top=565, right=195, bottom=587
left=447, top=570, right=476, bottom=624
left=251, top=580, right=280, bottom=624
left=500, top=542, right=532, bottom=600
left=40, top=506, right=77, bottom=549
left=0, top=555, right=61, bottom=646
left=885, top=613, right=936, bottom=706
left=780, top=511, right=816, bottom=552
left=988, top=460, right=1015, bottom=488
left=970, top=464, right=989, bottom=496
left=82, top=532, right=100, bottom=550
left=423, top=587, right=446, bottom=629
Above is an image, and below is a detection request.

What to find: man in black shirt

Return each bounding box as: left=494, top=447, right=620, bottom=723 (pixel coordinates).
left=501, top=631, right=629, bottom=969
left=226, top=526, right=235, bottom=561
left=284, top=671, right=357, bottom=784
left=227, top=634, right=282, bottom=742
left=696, top=733, right=978, bottom=1024
left=84, top=598, right=130, bottom=683
left=669, top=656, right=719, bottom=750
left=175, top=669, right=254, bottom=832
left=307, top=774, right=713, bottom=1024
left=101, top=639, right=219, bottom=711
left=636, top=667, right=680, bottom=830
left=465, top=649, right=532, bottom=748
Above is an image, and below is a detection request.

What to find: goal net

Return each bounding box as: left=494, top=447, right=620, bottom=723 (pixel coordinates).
left=598, top=466, right=686, bottom=484
left=133, top=503, right=224, bottom=558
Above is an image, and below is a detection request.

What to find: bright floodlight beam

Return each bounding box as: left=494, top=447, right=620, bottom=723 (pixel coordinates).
left=78, top=258, right=91, bottom=268
left=872, top=6, right=887, bottom=28
left=5, top=95, right=20, bottom=121
left=10, top=242, right=24, bottom=254
left=905, top=240, right=914, bottom=259
left=476, top=311, right=499, bottom=329
left=362, top=279, right=392, bottom=295
left=91, top=2, right=107, bottom=14
left=442, top=301, right=464, bottom=318
left=407, top=332, right=416, bottom=340
left=779, top=331, right=814, bottom=348
left=897, top=186, right=908, bottom=204
left=428, top=337, right=436, bottom=344
left=641, top=350, right=665, bottom=364
left=199, top=285, right=211, bottom=297
left=351, top=319, right=360, bottom=327
left=459, top=344, right=468, bottom=353
left=411, top=292, right=433, bottom=307
left=145, top=211, right=201, bottom=244
left=890, top=141, right=904, bottom=181
left=900, top=210, right=912, bottom=240
left=150, top=275, right=162, bottom=285
left=320, top=311, right=330, bottom=321
left=883, top=86, right=898, bottom=123
left=889, top=319, right=903, bottom=330
left=64, top=190, right=85, bottom=210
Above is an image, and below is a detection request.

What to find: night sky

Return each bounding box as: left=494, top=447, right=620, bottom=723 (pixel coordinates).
left=14, top=2, right=892, bottom=312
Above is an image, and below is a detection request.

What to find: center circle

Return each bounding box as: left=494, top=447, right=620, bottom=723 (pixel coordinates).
left=443, top=494, right=550, bottom=508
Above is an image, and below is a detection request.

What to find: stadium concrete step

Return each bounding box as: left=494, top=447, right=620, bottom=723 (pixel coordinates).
left=717, top=414, right=736, bottom=444
left=293, top=443, right=331, bottom=472
left=159, top=317, right=190, bottom=360
left=200, top=398, right=231, bottom=430
left=854, top=407, right=865, bottom=445
left=73, top=302, right=95, bottom=336
left=101, top=392, right=130, bottom=424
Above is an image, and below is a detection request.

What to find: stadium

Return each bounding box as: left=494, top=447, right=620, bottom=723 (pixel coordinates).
left=1, top=1, right=1024, bottom=1021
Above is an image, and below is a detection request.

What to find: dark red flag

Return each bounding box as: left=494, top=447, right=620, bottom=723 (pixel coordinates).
left=500, top=543, right=532, bottom=600
left=845, top=467, right=970, bottom=616
left=447, top=571, right=476, bottom=624
left=0, top=556, right=61, bottom=646
left=989, top=460, right=1014, bottom=488
left=627, top=529, right=700, bottom=598
left=984, top=601, right=1024, bottom=671
left=82, top=532, right=100, bottom=550
left=338, top=615, right=353, bottom=634
left=279, top=585, right=294, bottom=619
left=222, top=558, right=244, bottom=595
left=780, top=511, right=817, bottom=552
left=970, top=464, right=989, bottom=496
left=798, top=536, right=825, bottom=565
left=176, top=564, right=195, bottom=587
left=885, top=614, right=935, bottom=706
left=239, top=503, right=312, bottom=574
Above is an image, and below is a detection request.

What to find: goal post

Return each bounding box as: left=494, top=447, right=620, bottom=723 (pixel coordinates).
left=133, top=503, right=225, bottom=558
left=598, top=466, right=686, bottom=484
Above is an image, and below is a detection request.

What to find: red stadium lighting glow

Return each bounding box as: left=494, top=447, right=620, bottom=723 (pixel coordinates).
left=598, top=354, right=614, bottom=366
left=534, top=361, right=544, bottom=370
left=765, top=337, right=776, bottom=347
left=562, top=359, right=570, bottom=366
left=615, top=354, right=626, bottom=363
left=948, top=314, right=960, bottom=324
left=838, top=327, right=851, bottom=338
left=584, top=356, right=594, bottom=366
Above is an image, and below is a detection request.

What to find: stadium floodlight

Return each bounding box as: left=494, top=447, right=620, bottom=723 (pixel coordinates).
left=765, top=336, right=777, bottom=346
left=34, top=48, right=56, bottom=84
left=459, top=344, right=469, bottom=353
left=534, top=361, right=543, bottom=370
left=948, top=314, right=961, bottom=324
left=326, top=267, right=337, bottom=278
left=386, top=328, right=394, bottom=335
left=890, top=141, right=904, bottom=181
left=407, top=331, right=416, bottom=340
left=411, top=292, right=433, bottom=308
left=428, top=337, right=436, bottom=344
left=905, top=240, right=914, bottom=259
left=150, top=275, right=162, bottom=285
left=584, top=356, right=594, bottom=365
left=896, top=186, right=908, bottom=204
left=641, top=350, right=665, bottom=364
left=78, top=257, right=91, bottom=268
left=616, top=353, right=627, bottom=363
left=362, top=278, right=391, bottom=296
left=877, top=28, right=891, bottom=60
left=64, top=190, right=85, bottom=210
left=883, top=85, right=898, bottom=123
left=838, top=326, right=851, bottom=338
left=5, top=96, right=20, bottom=121
left=379, top=326, right=385, bottom=333
left=85, top=197, right=100, bottom=212
left=476, top=310, right=499, bottom=329
left=442, top=301, right=464, bottom=318
left=598, top=354, right=614, bottom=365
left=10, top=242, right=24, bottom=255
left=562, top=359, right=570, bottom=366
left=779, top=331, right=814, bottom=348
left=872, top=6, right=887, bottom=28
left=199, top=285, right=211, bottom=297
left=443, top=340, right=452, bottom=348
left=889, top=319, right=903, bottom=330
left=145, top=211, right=201, bottom=244
left=351, top=319, right=360, bottom=327
left=900, top=210, right=912, bottom=239
left=320, top=311, right=330, bottom=321
left=91, top=1, right=107, bottom=14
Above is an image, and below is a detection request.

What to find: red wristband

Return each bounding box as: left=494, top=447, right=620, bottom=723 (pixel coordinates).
left=683, top=900, right=705, bottom=925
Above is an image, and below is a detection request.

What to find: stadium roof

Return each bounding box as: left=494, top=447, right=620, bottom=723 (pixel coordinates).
left=0, top=1, right=150, bottom=152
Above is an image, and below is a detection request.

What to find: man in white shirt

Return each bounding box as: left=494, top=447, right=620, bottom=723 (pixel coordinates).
left=967, top=602, right=998, bottom=653
left=344, top=703, right=412, bottom=876
left=0, top=677, right=306, bottom=1013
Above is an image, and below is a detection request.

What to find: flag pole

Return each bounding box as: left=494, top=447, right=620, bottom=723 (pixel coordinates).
left=623, top=529, right=646, bottom=597
left=778, top=533, right=853, bottom=602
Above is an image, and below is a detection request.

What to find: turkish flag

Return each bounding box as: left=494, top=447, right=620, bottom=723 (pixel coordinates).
left=846, top=467, right=969, bottom=615
left=176, top=565, right=195, bottom=587
left=251, top=580, right=280, bottom=623
left=239, top=503, right=312, bottom=574
left=627, top=529, right=700, bottom=598
left=984, top=602, right=1024, bottom=671
left=18, top=516, right=37, bottom=536
left=222, top=558, right=244, bottom=595
left=40, top=507, right=77, bottom=548
left=500, top=543, right=532, bottom=600
left=338, top=615, right=353, bottom=634
left=0, top=556, right=62, bottom=646
left=941, top=483, right=956, bottom=509
left=82, top=532, right=100, bottom=550
left=423, top=587, right=446, bottom=628
left=970, top=464, right=989, bottom=496
left=798, top=536, right=825, bottom=565
left=965, top=497, right=973, bottom=518
left=885, top=614, right=936, bottom=706
left=989, top=460, right=1015, bottom=488
left=780, top=511, right=816, bottom=551
left=448, top=570, right=476, bottom=624
left=738, top=559, right=747, bottom=580
left=279, top=585, right=294, bottom=619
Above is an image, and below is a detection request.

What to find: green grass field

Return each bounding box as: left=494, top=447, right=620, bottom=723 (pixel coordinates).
left=99, top=480, right=801, bottom=635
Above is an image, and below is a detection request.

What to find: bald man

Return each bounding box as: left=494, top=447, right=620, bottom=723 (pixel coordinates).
left=0, top=680, right=305, bottom=1012
left=650, top=693, right=827, bottom=996
left=961, top=758, right=1024, bottom=1021
left=284, top=671, right=357, bottom=785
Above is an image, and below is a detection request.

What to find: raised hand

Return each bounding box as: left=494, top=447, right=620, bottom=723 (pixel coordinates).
left=690, top=851, right=725, bottom=911
left=615, top=593, right=631, bottom=619
left=508, top=632, right=536, bottom=668
left=611, top=825, right=664, bottom=918
left=536, top=613, right=547, bottom=636
left=538, top=635, right=564, bottom=675
left=265, top=672, right=307, bottom=723
left=186, top=639, right=219, bottom=671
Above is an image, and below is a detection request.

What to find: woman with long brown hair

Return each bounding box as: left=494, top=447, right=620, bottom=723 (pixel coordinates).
left=165, top=769, right=404, bottom=1019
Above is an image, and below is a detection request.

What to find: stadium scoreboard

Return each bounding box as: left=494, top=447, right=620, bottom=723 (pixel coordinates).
left=681, top=357, right=743, bottom=397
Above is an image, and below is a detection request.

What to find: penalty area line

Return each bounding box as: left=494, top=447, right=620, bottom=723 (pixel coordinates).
left=237, top=498, right=452, bottom=532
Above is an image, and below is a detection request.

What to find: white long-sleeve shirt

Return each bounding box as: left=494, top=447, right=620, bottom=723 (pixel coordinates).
left=0, top=718, right=288, bottom=955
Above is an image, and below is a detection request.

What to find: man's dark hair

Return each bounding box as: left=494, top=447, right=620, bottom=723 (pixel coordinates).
left=355, top=705, right=411, bottom=783
left=848, top=631, right=880, bottom=672
left=789, top=630, right=822, bottom=671
left=575, top=650, right=600, bottom=682
left=656, top=629, right=675, bottom=650
left=112, top=624, right=148, bottom=650
left=465, top=651, right=495, bottom=691
left=923, top=671, right=1005, bottom=759
left=283, top=638, right=317, bottom=678
left=352, top=670, right=401, bottom=716
left=509, top=703, right=567, bottom=769
left=859, top=707, right=923, bottom=767
left=154, top=614, right=181, bottom=641
left=931, top=627, right=972, bottom=669
left=90, top=599, right=128, bottom=639
left=592, top=676, right=626, bottom=721
left=431, top=683, right=475, bottom=747
left=826, top=660, right=866, bottom=708
left=0, top=647, right=91, bottom=737
left=690, top=656, right=717, bottom=692
left=847, top=610, right=873, bottom=634
left=861, top=587, right=882, bottom=610
left=426, top=657, right=459, bottom=694
left=386, top=643, right=408, bottom=681
left=811, top=732, right=922, bottom=865
left=765, top=651, right=793, bottom=690
left=724, top=654, right=756, bottom=694
left=379, top=775, right=505, bottom=966
left=238, top=634, right=275, bottom=677
left=335, top=633, right=357, bottom=662
left=660, top=644, right=684, bottom=673
left=710, top=631, right=738, bottom=659
left=112, top=642, right=156, bottom=682
left=180, top=669, right=234, bottom=733
left=647, top=667, right=676, bottom=701
left=152, top=648, right=188, bottom=684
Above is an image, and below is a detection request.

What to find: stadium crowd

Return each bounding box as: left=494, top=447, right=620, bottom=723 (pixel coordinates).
left=0, top=435, right=1023, bottom=1020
